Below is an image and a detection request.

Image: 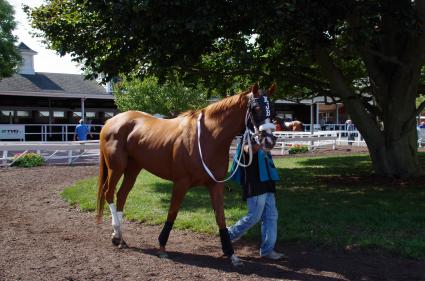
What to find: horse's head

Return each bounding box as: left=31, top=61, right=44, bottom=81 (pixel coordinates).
left=248, top=83, right=277, bottom=151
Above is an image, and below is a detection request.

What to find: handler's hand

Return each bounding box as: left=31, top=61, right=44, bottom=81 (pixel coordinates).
left=244, top=144, right=260, bottom=153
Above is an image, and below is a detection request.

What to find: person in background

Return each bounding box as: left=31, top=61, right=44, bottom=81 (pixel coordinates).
left=273, top=119, right=283, bottom=131
left=346, top=119, right=355, bottom=146
left=73, top=119, right=92, bottom=141
left=420, top=121, right=425, bottom=129
left=227, top=140, right=285, bottom=260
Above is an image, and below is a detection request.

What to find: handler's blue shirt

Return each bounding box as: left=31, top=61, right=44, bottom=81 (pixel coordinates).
left=75, top=124, right=90, bottom=140
left=229, top=143, right=280, bottom=199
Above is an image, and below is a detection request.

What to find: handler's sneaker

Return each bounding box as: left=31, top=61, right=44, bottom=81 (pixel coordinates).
left=261, top=250, right=286, bottom=260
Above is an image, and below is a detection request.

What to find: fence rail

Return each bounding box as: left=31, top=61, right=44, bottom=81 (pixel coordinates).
left=0, top=124, right=103, bottom=141
left=0, top=140, right=100, bottom=166
left=3, top=129, right=422, bottom=166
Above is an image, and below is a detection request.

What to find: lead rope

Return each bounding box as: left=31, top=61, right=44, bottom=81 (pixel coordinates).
left=197, top=108, right=254, bottom=183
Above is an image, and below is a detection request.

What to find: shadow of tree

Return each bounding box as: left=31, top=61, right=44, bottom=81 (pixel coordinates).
left=138, top=153, right=425, bottom=259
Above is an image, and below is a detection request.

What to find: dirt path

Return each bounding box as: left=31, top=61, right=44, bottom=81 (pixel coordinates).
left=0, top=166, right=424, bottom=281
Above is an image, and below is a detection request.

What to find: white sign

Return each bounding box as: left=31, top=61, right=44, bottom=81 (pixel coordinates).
left=0, top=125, right=25, bottom=140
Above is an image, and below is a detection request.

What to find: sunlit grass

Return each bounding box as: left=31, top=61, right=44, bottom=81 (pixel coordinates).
left=62, top=152, right=425, bottom=259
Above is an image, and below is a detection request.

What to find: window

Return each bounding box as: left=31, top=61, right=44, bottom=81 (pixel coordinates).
left=104, top=112, right=114, bottom=118
left=73, top=112, right=82, bottom=118
left=86, top=112, right=96, bottom=118
left=54, top=111, right=65, bottom=118
left=17, top=111, right=30, bottom=117
left=0, top=110, right=13, bottom=117
left=39, top=111, right=49, bottom=117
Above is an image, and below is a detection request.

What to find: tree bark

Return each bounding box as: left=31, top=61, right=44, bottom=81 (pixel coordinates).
left=314, top=47, right=422, bottom=178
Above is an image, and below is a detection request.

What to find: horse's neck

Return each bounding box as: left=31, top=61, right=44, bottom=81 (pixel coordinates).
left=203, top=96, right=248, bottom=149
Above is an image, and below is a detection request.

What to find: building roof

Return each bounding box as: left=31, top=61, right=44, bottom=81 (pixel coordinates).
left=18, top=42, right=37, bottom=54
left=0, top=72, right=114, bottom=100
left=275, top=96, right=342, bottom=105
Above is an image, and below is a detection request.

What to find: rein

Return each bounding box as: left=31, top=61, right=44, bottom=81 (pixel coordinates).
left=197, top=101, right=255, bottom=183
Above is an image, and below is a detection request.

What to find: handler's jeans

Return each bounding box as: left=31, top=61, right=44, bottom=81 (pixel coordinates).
left=228, top=192, right=278, bottom=256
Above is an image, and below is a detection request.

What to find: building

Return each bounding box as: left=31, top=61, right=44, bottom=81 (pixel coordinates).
left=0, top=43, right=117, bottom=140
left=274, top=96, right=348, bottom=131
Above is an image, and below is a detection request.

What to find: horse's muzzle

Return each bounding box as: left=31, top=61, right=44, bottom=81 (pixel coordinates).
left=260, top=131, right=277, bottom=151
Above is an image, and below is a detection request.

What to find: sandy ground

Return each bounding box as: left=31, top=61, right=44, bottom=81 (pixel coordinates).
left=0, top=154, right=424, bottom=280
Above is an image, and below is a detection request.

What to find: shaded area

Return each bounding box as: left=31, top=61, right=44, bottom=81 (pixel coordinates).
left=3, top=165, right=423, bottom=280
left=22, top=74, right=64, bottom=91
left=124, top=153, right=425, bottom=259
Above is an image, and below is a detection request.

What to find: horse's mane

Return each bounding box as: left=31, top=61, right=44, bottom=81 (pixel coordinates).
left=179, top=90, right=250, bottom=119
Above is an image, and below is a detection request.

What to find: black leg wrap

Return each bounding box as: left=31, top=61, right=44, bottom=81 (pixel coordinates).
left=158, top=221, right=174, bottom=246
left=219, top=228, right=234, bottom=257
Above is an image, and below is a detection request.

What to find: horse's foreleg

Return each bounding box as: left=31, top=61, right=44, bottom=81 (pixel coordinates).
left=208, top=184, right=243, bottom=267
left=158, top=181, right=189, bottom=258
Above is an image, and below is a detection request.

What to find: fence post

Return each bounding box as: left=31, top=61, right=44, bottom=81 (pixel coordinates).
left=68, top=150, right=73, bottom=165
left=2, top=151, right=7, bottom=166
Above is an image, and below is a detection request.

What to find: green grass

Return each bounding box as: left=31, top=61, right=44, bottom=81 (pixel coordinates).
left=62, top=152, right=425, bottom=259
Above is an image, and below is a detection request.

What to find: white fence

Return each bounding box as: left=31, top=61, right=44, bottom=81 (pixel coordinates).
left=272, top=130, right=365, bottom=155
left=2, top=129, right=423, bottom=166
left=0, top=124, right=103, bottom=141
left=0, top=141, right=100, bottom=166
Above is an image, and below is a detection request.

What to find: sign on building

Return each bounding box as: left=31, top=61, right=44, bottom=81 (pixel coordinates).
left=0, top=125, right=25, bottom=140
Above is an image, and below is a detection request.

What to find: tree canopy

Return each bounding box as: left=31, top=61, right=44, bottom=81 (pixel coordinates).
left=114, top=76, right=208, bottom=117
left=0, top=0, right=21, bottom=79
left=28, top=1, right=425, bottom=177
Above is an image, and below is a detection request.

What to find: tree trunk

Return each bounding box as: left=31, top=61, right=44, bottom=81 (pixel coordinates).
left=367, top=124, right=421, bottom=178
left=314, top=47, right=423, bottom=178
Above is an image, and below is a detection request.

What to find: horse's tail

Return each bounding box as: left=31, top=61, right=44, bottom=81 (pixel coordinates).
left=96, top=147, right=108, bottom=224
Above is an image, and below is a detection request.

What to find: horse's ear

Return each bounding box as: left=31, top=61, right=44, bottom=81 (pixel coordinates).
left=252, top=83, right=260, bottom=98
left=268, top=83, right=276, bottom=96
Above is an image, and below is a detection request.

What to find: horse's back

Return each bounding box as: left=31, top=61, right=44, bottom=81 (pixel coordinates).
left=100, top=111, right=192, bottom=180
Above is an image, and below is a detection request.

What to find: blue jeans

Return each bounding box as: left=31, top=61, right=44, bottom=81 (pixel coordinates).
left=228, top=192, right=278, bottom=256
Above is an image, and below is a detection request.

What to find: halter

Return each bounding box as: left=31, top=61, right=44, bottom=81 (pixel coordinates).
left=197, top=93, right=267, bottom=183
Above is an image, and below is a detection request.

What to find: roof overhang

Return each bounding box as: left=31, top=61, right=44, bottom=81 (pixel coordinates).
left=0, top=90, right=115, bottom=100
left=275, top=96, right=344, bottom=105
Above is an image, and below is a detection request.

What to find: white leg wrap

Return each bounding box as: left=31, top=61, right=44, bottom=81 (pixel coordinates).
left=109, top=203, right=122, bottom=239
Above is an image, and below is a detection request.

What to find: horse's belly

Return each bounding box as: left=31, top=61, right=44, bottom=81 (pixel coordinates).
left=130, top=148, right=173, bottom=179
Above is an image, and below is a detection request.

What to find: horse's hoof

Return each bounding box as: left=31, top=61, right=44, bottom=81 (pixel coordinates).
left=118, top=240, right=128, bottom=249
left=112, top=237, right=121, bottom=246
left=230, top=255, right=244, bottom=267
left=158, top=251, right=169, bottom=259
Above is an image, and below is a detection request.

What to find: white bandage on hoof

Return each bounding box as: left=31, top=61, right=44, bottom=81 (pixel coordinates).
left=230, top=255, right=243, bottom=267
left=108, top=203, right=122, bottom=239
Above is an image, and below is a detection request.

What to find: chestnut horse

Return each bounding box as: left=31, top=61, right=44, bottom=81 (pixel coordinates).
left=96, top=84, right=277, bottom=266
left=283, top=120, right=304, bottom=131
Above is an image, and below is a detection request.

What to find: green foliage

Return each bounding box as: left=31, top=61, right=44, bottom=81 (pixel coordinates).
left=12, top=153, right=45, bottom=167
left=288, top=144, right=309, bottom=154
left=114, top=76, right=209, bottom=117
left=417, top=95, right=425, bottom=109
left=0, top=0, right=21, bottom=79
left=63, top=153, right=425, bottom=259
left=28, top=1, right=425, bottom=176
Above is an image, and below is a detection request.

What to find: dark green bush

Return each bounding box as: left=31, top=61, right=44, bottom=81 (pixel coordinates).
left=12, top=152, right=45, bottom=167
left=288, top=144, right=309, bottom=154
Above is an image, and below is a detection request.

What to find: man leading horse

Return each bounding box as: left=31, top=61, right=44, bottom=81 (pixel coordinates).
left=96, top=83, right=278, bottom=266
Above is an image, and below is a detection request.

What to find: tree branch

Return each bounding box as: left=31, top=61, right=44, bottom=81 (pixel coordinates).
left=362, top=47, right=406, bottom=67
left=415, top=99, right=425, bottom=116
left=314, top=47, right=384, bottom=144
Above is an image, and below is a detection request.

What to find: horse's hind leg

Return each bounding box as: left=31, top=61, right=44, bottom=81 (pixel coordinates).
left=104, top=167, right=126, bottom=246
left=113, top=160, right=142, bottom=248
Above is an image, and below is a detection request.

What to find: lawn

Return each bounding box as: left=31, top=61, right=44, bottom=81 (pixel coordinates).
left=62, top=152, right=425, bottom=259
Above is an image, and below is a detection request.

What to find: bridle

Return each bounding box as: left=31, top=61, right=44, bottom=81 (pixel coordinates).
left=197, top=92, right=275, bottom=183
